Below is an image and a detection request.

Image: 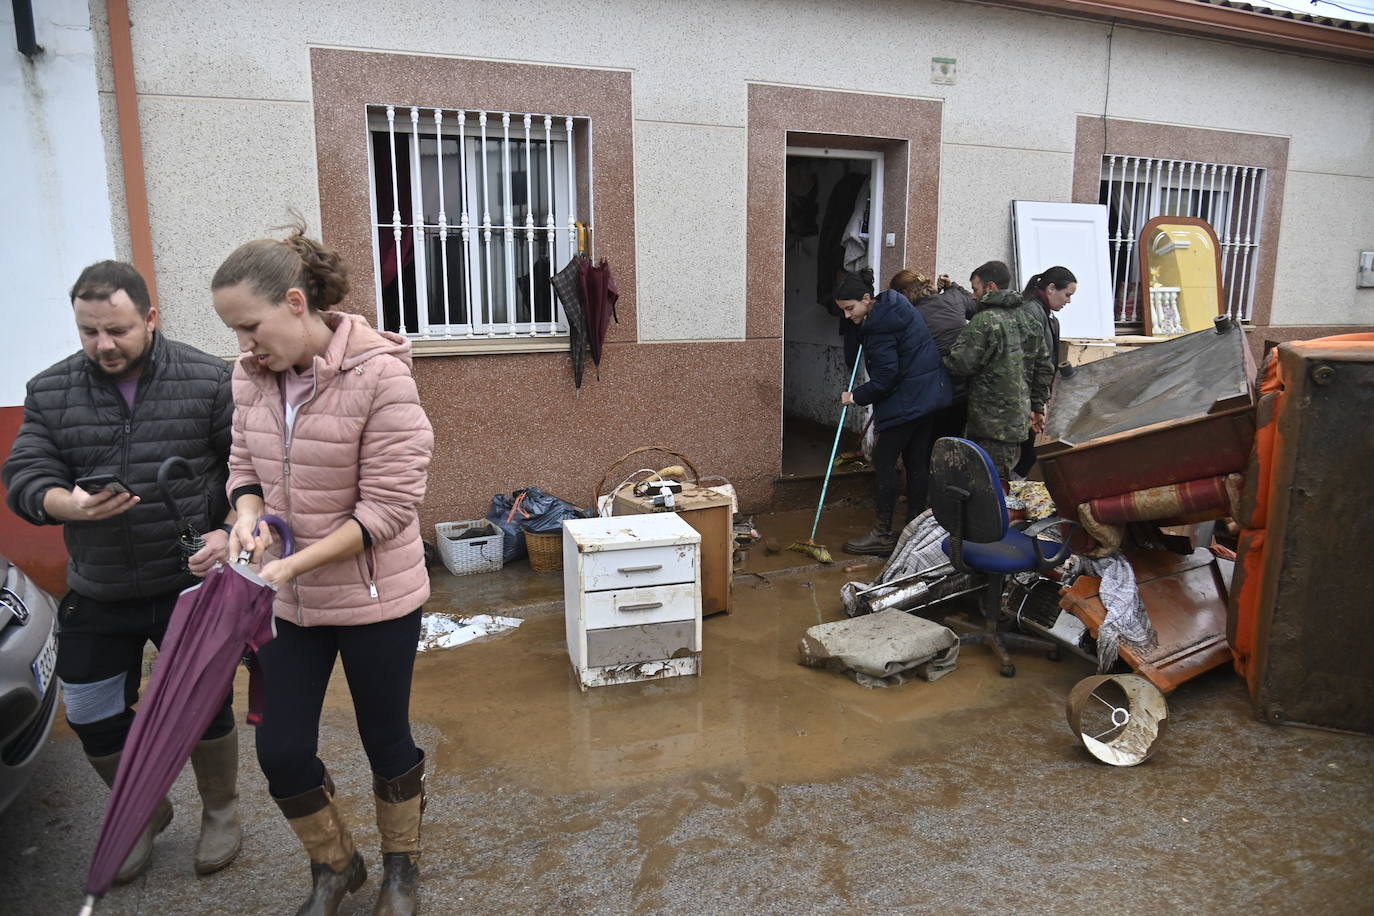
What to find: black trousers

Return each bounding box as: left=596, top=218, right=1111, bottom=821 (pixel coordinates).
left=873, top=415, right=936, bottom=530
left=254, top=607, right=422, bottom=799
left=931, top=397, right=968, bottom=445
left=56, top=589, right=235, bottom=758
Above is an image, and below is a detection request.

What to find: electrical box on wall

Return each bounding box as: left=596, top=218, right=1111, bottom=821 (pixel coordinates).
left=1358, top=251, right=1374, bottom=288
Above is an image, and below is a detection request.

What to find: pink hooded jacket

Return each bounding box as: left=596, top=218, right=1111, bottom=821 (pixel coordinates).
left=227, top=311, right=434, bottom=626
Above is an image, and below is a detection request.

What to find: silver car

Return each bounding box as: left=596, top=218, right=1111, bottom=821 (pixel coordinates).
left=0, top=555, right=60, bottom=814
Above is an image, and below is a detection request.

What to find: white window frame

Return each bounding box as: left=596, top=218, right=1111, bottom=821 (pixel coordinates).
left=366, top=104, right=589, bottom=343
left=1100, top=155, right=1265, bottom=325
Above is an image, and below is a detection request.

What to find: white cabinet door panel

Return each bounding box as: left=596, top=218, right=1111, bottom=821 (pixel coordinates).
left=1012, top=201, right=1115, bottom=341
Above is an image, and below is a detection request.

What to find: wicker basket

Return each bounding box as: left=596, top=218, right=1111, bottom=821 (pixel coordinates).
left=593, top=446, right=701, bottom=512
left=435, top=520, right=503, bottom=577
left=523, top=528, right=563, bottom=572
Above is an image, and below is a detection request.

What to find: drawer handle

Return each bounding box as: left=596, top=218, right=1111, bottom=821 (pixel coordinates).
left=618, top=602, right=664, bottom=612
left=617, top=564, right=662, bottom=573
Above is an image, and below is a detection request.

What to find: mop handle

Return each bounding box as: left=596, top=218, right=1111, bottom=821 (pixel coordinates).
left=808, top=344, right=864, bottom=541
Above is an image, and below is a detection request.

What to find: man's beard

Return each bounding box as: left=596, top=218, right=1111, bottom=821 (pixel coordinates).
left=91, top=338, right=152, bottom=380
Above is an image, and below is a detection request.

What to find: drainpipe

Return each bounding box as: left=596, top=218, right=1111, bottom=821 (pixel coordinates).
left=105, top=0, right=158, bottom=309
left=12, top=0, right=42, bottom=57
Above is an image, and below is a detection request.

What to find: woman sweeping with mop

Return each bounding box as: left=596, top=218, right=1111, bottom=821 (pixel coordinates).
left=212, top=225, right=433, bottom=915
left=834, top=269, right=952, bottom=557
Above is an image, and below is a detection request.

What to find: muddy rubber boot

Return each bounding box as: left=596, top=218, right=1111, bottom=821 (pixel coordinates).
left=276, top=770, right=368, bottom=916
left=190, top=727, right=241, bottom=875
left=843, top=526, right=897, bottom=557
left=88, top=751, right=174, bottom=884
left=373, top=751, right=425, bottom=916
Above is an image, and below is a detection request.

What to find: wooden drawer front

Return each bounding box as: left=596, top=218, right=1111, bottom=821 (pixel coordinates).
left=585, top=620, right=698, bottom=668
left=584, top=582, right=697, bottom=630
left=580, top=544, right=695, bottom=592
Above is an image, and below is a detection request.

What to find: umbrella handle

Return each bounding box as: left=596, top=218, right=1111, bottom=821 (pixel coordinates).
left=258, top=514, right=295, bottom=557
left=156, top=456, right=199, bottom=533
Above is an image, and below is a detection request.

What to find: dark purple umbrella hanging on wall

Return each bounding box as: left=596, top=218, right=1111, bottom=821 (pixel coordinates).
left=551, top=253, right=589, bottom=389
left=577, top=258, right=619, bottom=371
left=79, top=516, right=293, bottom=915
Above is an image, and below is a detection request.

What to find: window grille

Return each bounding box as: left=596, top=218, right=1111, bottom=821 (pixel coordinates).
left=367, top=105, right=587, bottom=339
left=1100, top=156, right=1265, bottom=324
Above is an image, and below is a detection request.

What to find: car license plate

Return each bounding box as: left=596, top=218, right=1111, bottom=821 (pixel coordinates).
left=31, top=630, right=57, bottom=696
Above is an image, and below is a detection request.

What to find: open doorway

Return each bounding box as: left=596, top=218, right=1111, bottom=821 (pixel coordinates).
left=781, top=148, right=883, bottom=478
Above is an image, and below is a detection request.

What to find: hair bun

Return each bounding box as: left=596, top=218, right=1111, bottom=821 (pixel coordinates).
left=283, top=230, right=350, bottom=309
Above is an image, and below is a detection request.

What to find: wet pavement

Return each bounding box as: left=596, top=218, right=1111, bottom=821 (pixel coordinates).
left=2, top=551, right=1372, bottom=914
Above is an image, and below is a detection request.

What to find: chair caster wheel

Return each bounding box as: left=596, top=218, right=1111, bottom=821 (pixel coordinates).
left=1000, top=663, right=1016, bottom=678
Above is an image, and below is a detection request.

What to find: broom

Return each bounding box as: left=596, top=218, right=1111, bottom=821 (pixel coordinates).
left=788, top=344, right=864, bottom=564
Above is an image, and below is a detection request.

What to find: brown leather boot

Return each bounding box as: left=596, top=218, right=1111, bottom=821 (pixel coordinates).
left=88, top=751, right=174, bottom=884
left=372, top=751, right=425, bottom=916
left=843, top=526, right=896, bottom=557
left=276, top=770, right=368, bottom=916
left=189, top=727, right=241, bottom=875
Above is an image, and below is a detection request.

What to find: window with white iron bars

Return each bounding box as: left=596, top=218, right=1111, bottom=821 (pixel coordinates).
left=367, top=104, right=588, bottom=340
left=1100, top=155, right=1265, bottom=325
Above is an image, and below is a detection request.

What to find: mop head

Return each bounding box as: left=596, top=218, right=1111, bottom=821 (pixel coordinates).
left=787, top=540, right=833, bottom=564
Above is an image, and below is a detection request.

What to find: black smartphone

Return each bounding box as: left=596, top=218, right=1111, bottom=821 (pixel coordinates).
left=75, top=474, right=134, bottom=496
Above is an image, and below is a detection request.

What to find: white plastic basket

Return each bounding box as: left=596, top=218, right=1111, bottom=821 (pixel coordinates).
left=435, top=520, right=504, bottom=577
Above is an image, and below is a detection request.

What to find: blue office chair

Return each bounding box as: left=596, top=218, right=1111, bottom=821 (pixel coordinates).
left=929, top=437, right=1077, bottom=677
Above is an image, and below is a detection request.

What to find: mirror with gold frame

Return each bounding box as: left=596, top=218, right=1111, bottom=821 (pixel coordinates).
left=1138, top=216, right=1226, bottom=337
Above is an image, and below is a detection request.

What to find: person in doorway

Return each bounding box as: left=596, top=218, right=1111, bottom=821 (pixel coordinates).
left=835, top=270, right=953, bottom=556
left=3, top=261, right=241, bottom=883
left=1013, top=266, right=1078, bottom=477
left=211, top=227, right=434, bottom=915
left=942, top=260, right=1053, bottom=484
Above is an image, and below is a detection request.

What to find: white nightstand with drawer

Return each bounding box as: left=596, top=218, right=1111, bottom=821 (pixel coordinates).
left=562, top=514, right=701, bottom=690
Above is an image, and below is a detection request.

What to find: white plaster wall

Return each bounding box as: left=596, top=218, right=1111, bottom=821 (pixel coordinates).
left=1272, top=172, right=1374, bottom=326
left=137, top=96, right=320, bottom=354
left=936, top=145, right=1075, bottom=281
left=0, top=0, right=114, bottom=407
left=633, top=121, right=747, bottom=340
left=1107, top=28, right=1374, bottom=176
left=109, top=0, right=1374, bottom=347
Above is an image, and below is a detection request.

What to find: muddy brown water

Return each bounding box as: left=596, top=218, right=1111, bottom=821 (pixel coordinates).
left=405, top=574, right=1081, bottom=795
left=6, top=560, right=1372, bottom=915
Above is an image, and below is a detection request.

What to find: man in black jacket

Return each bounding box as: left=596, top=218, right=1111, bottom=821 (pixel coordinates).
left=3, top=261, right=241, bottom=883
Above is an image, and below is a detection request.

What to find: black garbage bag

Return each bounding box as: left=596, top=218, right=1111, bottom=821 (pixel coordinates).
left=486, top=493, right=528, bottom=563
left=486, top=487, right=590, bottom=563
left=518, top=486, right=591, bottom=534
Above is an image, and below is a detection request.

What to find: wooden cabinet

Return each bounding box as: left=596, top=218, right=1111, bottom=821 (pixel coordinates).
left=611, top=484, right=733, bottom=617
left=562, top=514, right=701, bottom=690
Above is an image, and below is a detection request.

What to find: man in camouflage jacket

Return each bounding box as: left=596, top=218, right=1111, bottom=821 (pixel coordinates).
left=942, top=261, right=1052, bottom=481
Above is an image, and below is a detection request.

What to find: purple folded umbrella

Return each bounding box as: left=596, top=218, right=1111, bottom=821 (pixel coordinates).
left=577, top=257, right=619, bottom=370
left=80, top=517, right=292, bottom=913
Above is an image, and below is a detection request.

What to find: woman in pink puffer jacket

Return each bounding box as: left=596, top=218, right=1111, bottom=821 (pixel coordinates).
left=211, top=228, right=432, bottom=916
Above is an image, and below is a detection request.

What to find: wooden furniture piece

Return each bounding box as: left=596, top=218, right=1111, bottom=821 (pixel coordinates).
left=562, top=514, right=701, bottom=690
left=1059, top=547, right=1232, bottom=694
left=611, top=484, right=733, bottom=617
left=1037, top=318, right=1256, bottom=526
